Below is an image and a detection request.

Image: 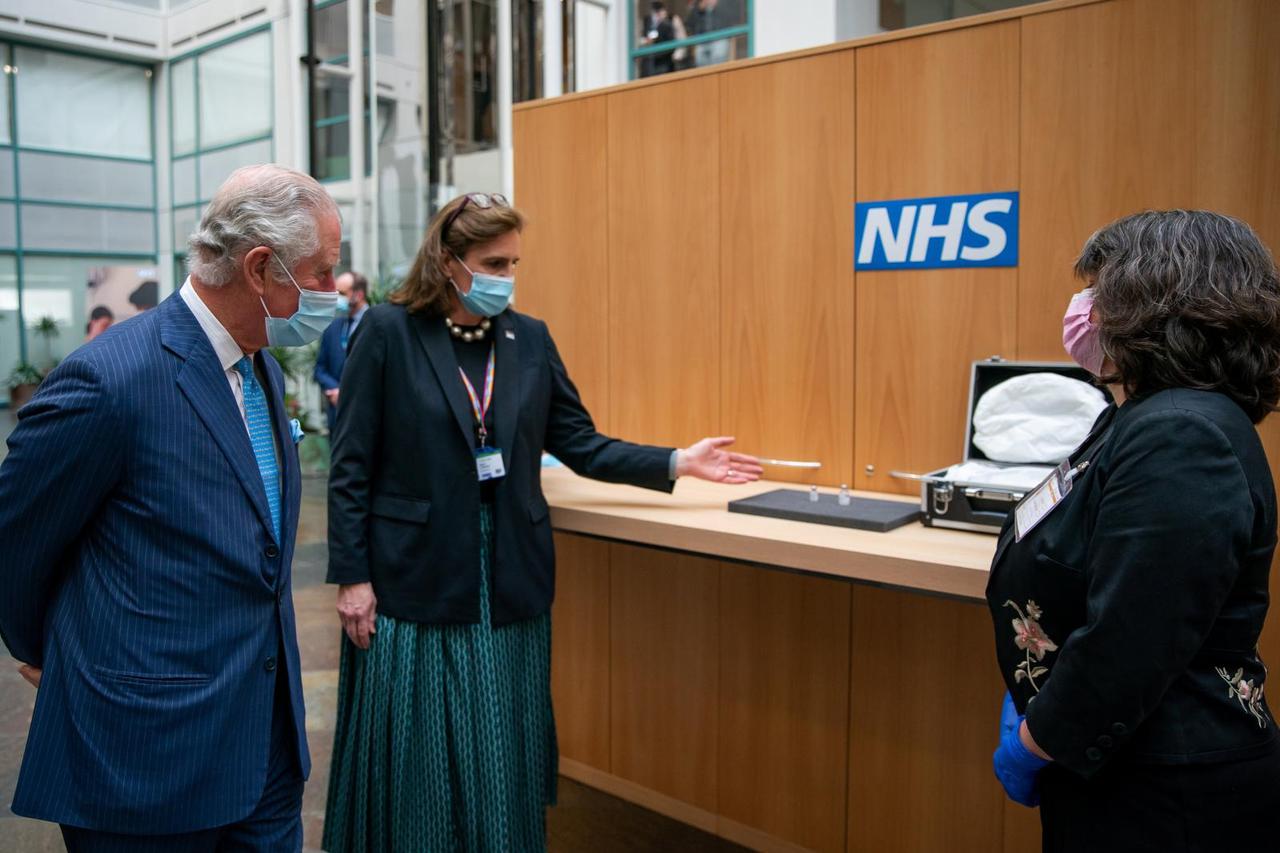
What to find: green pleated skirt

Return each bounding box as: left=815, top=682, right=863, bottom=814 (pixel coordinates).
left=322, top=507, right=558, bottom=853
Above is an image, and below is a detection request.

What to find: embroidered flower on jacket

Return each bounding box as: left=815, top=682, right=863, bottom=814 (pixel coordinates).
left=1216, top=665, right=1269, bottom=729
left=1005, top=600, right=1058, bottom=693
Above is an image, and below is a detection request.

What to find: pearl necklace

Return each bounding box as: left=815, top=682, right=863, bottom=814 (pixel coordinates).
left=445, top=317, right=491, bottom=342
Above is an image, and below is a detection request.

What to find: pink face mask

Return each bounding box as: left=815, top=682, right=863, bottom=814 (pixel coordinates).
left=1062, top=288, right=1105, bottom=376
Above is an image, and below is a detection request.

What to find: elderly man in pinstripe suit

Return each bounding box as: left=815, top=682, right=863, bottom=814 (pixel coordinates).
left=0, top=165, right=341, bottom=852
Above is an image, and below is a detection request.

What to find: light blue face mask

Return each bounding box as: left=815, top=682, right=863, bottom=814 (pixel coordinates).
left=262, top=255, right=340, bottom=347
left=452, top=254, right=514, bottom=317
left=335, top=295, right=351, bottom=314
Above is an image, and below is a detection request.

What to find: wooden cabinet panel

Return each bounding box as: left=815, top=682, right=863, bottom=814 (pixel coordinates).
left=852, top=22, right=1021, bottom=493
left=1018, top=0, right=1280, bottom=359
left=550, top=533, right=612, bottom=770
left=718, top=51, right=856, bottom=488
left=609, top=544, right=720, bottom=811
left=848, top=586, right=1008, bottom=853
left=513, top=96, right=613, bottom=431
left=718, top=564, right=852, bottom=853
left=607, top=76, right=721, bottom=447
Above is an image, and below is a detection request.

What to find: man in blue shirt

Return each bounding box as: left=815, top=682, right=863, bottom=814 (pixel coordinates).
left=314, top=271, right=368, bottom=433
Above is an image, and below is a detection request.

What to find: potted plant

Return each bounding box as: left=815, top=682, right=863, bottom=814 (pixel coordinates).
left=7, top=361, right=42, bottom=410
left=32, top=315, right=61, bottom=372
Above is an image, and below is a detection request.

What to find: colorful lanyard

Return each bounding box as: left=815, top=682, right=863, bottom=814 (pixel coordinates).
left=457, top=346, right=496, bottom=447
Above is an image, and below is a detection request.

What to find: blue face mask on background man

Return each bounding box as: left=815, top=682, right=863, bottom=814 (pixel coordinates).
left=262, top=254, right=341, bottom=347
left=452, top=253, right=514, bottom=317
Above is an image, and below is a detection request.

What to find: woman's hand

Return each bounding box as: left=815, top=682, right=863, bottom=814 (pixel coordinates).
left=17, top=663, right=40, bottom=688
left=337, top=582, right=378, bottom=650
left=677, top=437, right=764, bottom=484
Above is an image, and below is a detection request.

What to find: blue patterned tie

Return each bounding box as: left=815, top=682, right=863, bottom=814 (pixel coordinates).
left=236, top=356, right=281, bottom=542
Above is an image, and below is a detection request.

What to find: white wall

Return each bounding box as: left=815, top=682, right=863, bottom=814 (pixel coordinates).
left=752, top=0, right=885, bottom=58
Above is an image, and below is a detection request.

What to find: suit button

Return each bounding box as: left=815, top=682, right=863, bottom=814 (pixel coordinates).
left=1097, top=735, right=1114, bottom=749
left=1111, top=722, right=1128, bottom=736
left=265, top=544, right=280, bottom=559
left=1085, top=747, right=1103, bottom=761
left=264, top=656, right=277, bottom=672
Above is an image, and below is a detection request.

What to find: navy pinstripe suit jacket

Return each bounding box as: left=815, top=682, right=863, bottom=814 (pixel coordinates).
left=0, top=293, right=309, bottom=834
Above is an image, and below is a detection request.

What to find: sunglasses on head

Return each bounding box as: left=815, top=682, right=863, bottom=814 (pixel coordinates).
left=441, top=192, right=510, bottom=238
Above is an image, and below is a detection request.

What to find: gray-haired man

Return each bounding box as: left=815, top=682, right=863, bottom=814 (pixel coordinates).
left=0, top=164, right=339, bottom=852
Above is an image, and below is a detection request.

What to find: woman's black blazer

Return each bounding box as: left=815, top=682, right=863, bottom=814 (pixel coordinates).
left=987, top=389, right=1278, bottom=778
left=326, top=303, right=674, bottom=625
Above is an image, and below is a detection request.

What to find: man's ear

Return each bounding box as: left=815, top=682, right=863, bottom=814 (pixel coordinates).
left=243, top=246, right=273, bottom=297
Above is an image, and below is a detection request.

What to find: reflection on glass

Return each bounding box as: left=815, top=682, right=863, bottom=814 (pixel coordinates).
left=315, top=1, right=350, bottom=65
left=0, top=256, right=20, bottom=385
left=317, top=121, right=351, bottom=182
left=16, top=47, right=152, bottom=159
left=198, top=31, right=272, bottom=149
left=633, top=32, right=746, bottom=79
left=171, top=58, right=196, bottom=156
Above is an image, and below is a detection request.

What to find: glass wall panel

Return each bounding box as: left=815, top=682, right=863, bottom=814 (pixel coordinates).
left=171, top=58, right=196, bottom=157
left=197, top=30, right=272, bottom=149
left=173, top=205, right=199, bottom=254
left=315, top=1, right=351, bottom=66
left=198, top=138, right=272, bottom=201
left=19, top=151, right=153, bottom=207
left=172, top=156, right=197, bottom=207
left=22, top=256, right=161, bottom=367
left=22, top=205, right=156, bottom=254
left=0, top=48, right=11, bottom=146
left=15, top=47, right=152, bottom=159
left=0, top=202, right=16, bottom=249
left=0, top=157, right=13, bottom=199
left=0, top=256, right=21, bottom=381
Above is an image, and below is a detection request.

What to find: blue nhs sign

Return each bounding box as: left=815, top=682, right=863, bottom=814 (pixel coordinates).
left=854, top=191, right=1019, bottom=270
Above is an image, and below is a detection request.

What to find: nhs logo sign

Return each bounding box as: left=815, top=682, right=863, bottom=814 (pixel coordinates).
left=854, top=191, right=1019, bottom=270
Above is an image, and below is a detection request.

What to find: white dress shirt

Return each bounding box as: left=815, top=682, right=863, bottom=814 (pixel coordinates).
left=179, top=278, right=251, bottom=430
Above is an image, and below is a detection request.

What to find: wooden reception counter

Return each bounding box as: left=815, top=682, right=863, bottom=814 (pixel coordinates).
left=541, top=467, right=995, bottom=601
left=541, top=468, right=1040, bottom=853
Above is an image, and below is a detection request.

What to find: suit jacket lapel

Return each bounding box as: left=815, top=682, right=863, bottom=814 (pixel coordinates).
left=261, top=353, right=299, bottom=550
left=161, top=297, right=275, bottom=539
left=493, top=311, right=519, bottom=467
left=411, top=311, right=477, bottom=452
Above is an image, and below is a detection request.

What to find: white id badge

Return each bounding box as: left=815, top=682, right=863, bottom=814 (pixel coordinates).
left=1013, top=460, right=1072, bottom=542
left=475, top=447, right=506, bottom=481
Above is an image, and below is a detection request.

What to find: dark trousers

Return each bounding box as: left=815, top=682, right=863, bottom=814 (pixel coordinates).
left=61, top=668, right=303, bottom=853
left=1039, top=742, right=1280, bottom=853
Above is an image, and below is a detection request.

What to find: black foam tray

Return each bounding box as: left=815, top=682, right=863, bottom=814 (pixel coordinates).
left=727, top=489, right=922, bottom=533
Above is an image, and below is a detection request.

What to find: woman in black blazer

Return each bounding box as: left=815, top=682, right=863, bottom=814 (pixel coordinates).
left=321, top=193, right=762, bottom=853
left=987, top=210, right=1280, bottom=852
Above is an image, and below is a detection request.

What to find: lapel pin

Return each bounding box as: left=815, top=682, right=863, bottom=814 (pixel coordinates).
left=505, top=330, right=515, bottom=340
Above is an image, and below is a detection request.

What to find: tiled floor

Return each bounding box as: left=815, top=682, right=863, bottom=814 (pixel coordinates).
left=0, top=419, right=744, bottom=852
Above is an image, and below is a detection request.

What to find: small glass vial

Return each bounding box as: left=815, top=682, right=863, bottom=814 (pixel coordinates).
left=838, top=484, right=851, bottom=506
left=809, top=485, right=819, bottom=503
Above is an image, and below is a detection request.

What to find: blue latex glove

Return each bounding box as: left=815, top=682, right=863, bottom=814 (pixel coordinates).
left=993, top=691, right=1050, bottom=807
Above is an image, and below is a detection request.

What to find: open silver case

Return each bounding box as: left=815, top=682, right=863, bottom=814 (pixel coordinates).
left=892, top=357, right=1111, bottom=534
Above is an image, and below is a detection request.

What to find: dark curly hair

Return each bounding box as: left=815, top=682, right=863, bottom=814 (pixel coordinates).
left=1076, top=210, right=1280, bottom=424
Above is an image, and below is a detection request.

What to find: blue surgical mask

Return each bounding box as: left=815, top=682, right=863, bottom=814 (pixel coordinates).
left=452, top=254, right=514, bottom=317
left=262, top=256, right=340, bottom=347
left=335, top=295, right=351, bottom=314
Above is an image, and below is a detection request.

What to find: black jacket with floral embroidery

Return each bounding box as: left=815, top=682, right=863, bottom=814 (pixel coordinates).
left=986, top=389, right=1278, bottom=778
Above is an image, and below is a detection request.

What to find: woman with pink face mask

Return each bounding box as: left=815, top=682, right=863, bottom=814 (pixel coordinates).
left=985, top=210, right=1280, bottom=852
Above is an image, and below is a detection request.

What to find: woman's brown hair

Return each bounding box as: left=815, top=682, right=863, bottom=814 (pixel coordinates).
left=1077, top=210, right=1280, bottom=423
left=391, top=194, right=526, bottom=317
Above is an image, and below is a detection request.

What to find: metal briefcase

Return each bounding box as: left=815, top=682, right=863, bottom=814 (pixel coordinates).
left=893, top=357, right=1110, bottom=534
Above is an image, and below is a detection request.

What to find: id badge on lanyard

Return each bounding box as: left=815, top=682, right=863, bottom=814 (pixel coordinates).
left=458, top=346, right=506, bottom=482
left=1013, top=459, right=1089, bottom=542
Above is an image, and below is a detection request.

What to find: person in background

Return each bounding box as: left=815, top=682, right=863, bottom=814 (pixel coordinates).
left=128, top=279, right=159, bottom=312
left=84, top=305, right=114, bottom=341
left=0, top=164, right=340, bottom=852
left=322, top=191, right=763, bottom=852
left=314, top=270, right=369, bottom=433
left=639, top=1, right=676, bottom=77
left=689, top=0, right=731, bottom=67
left=988, top=210, right=1280, bottom=851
